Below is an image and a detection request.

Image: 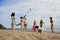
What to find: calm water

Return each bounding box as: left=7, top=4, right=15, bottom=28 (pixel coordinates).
left=7, top=28, right=60, bottom=32
left=45, top=28, right=60, bottom=32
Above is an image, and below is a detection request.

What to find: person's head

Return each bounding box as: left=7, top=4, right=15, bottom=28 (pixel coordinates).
left=34, top=20, right=36, bottom=23
left=50, top=17, right=52, bottom=20
left=20, top=16, right=23, bottom=19
left=50, top=17, right=53, bottom=23
left=11, top=12, right=15, bottom=17
left=40, top=19, right=43, bottom=24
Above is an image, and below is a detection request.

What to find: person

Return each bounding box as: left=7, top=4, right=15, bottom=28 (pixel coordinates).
left=50, top=17, right=54, bottom=33
left=38, top=20, right=44, bottom=33
left=11, top=12, right=15, bottom=32
left=32, top=20, right=37, bottom=32
left=40, top=20, right=44, bottom=28
left=16, top=16, right=24, bottom=31
left=23, top=15, right=28, bottom=31
left=24, top=18, right=28, bottom=31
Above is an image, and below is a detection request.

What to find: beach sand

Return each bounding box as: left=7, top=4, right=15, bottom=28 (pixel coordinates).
left=0, top=30, right=60, bottom=40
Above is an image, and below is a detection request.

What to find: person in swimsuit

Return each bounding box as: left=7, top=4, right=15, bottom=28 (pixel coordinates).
left=16, top=16, right=24, bottom=31
left=50, top=17, right=54, bottom=33
left=24, top=18, right=28, bottom=31
left=32, top=20, right=37, bottom=32
left=40, top=20, right=44, bottom=28
left=11, top=12, right=15, bottom=32
left=20, top=16, right=24, bottom=31
left=38, top=20, right=44, bottom=33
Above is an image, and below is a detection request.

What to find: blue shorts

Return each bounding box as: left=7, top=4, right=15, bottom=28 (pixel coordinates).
left=12, top=20, right=15, bottom=23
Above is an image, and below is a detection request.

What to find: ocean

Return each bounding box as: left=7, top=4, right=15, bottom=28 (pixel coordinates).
left=7, top=28, right=60, bottom=32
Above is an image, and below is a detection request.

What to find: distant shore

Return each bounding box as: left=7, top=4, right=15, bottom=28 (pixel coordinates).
left=0, top=30, right=60, bottom=40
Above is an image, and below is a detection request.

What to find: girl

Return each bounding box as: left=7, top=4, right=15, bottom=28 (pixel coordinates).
left=40, top=20, right=44, bottom=28
left=20, top=16, right=24, bottom=31
left=11, top=12, right=15, bottom=32
left=32, top=20, right=37, bottom=32
left=50, top=17, right=54, bottom=33
left=24, top=18, right=28, bottom=31
left=38, top=20, right=44, bottom=33
left=16, top=16, right=24, bottom=31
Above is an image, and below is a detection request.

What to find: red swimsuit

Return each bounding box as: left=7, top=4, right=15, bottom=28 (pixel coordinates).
left=32, top=21, right=36, bottom=32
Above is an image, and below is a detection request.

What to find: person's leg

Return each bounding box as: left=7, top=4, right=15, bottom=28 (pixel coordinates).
left=12, top=26, right=14, bottom=32
left=51, top=24, right=53, bottom=33
left=40, top=25, right=43, bottom=32
left=25, top=26, right=27, bottom=31
left=12, top=24, right=14, bottom=32
left=21, top=25, right=23, bottom=31
left=24, top=24, right=27, bottom=31
left=23, top=26, right=25, bottom=31
left=24, top=26, right=26, bottom=31
left=51, top=24, right=54, bottom=33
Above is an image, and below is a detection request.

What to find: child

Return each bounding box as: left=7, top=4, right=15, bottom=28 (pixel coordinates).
left=40, top=20, right=44, bottom=28
left=38, top=20, right=44, bottom=33
left=50, top=17, right=54, bottom=33
left=11, top=12, right=15, bottom=32
left=17, top=16, right=24, bottom=31
left=32, top=20, right=37, bottom=32
left=24, top=18, right=28, bottom=31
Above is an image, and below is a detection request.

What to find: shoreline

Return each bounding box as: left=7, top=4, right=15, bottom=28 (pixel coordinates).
left=0, top=28, right=60, bottom=33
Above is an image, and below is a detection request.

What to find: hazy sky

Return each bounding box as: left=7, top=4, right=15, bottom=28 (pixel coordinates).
left=0, top=0, right=60, bottom=28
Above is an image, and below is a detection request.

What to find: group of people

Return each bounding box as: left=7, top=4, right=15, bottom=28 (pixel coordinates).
left=11, top=12, right=28, bottom=32
left=32, top=17, right=54, bottom=33
left=16, top=15, right=28, bottom=31
left=32, top=20, right=44, bottom=32
left=11, top=12, right=54, bottom=33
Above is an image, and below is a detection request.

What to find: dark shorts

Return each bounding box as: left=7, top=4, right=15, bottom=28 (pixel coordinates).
left=24, top=24, right=27, bottom=26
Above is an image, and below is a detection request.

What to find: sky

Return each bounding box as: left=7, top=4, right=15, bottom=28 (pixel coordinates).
left=0, top=0, right=60, bottom=28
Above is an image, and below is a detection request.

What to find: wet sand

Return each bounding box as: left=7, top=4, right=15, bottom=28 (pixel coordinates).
left=0, top=30, right=60, bottom=40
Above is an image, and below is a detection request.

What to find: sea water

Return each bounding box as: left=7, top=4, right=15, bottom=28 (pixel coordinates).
left=7, top=28, right=60, bottom=32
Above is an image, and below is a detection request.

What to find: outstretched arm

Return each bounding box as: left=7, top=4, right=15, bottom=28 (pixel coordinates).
left=16, top=23, right=21, bottom=26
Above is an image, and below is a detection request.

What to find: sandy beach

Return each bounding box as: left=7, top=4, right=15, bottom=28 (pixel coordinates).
left=0, top=30, right=60, bottom=40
